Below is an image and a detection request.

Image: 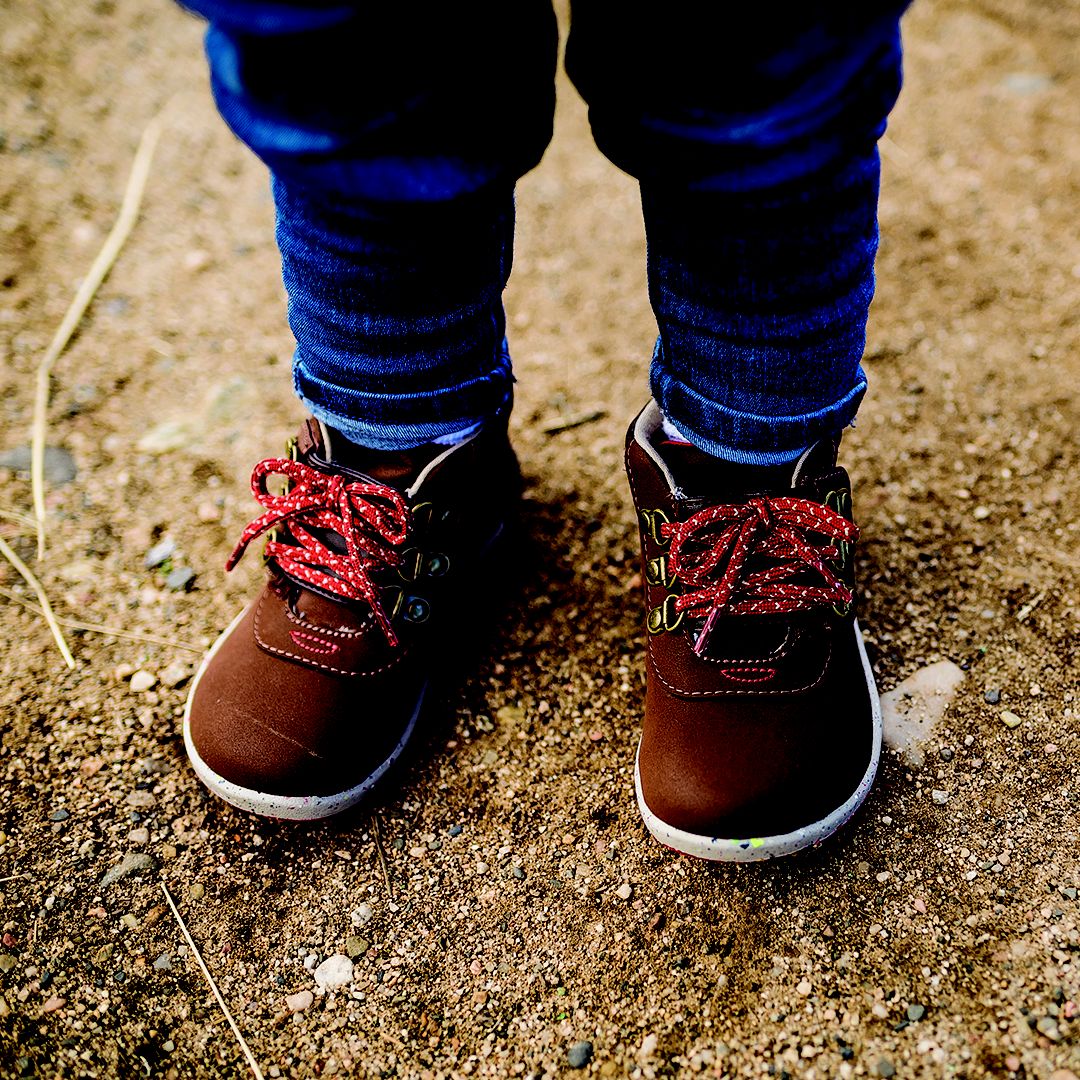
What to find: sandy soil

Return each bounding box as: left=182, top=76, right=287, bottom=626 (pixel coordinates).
left=1, top=1, right=1078, bottom=1077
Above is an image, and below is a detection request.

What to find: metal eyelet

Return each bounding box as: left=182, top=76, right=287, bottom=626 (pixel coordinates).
left=639, top=508, right=671, bottom=547
left=424, top=552, right=449, bottom=577
left=404, top=596, right=431, bottom=623
left=645, top=555, right=673, bottom=587
left=410, top=502, right=435, bottom=531
left=397, top=547, right=424, bottom=582
left=647, top=593, right=683, bottom=634
left=383, top=585, right=404, bottom=619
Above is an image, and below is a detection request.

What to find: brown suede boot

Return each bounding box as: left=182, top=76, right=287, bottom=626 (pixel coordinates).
left=626, top=401, right=880, bottom=861
left=184, top=416, right=519, bottom=819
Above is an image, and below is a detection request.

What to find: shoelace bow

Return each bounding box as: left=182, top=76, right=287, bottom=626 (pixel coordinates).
left=227, top=457, right=411, bottom=646
left=661, top=495, right=859, bottom=656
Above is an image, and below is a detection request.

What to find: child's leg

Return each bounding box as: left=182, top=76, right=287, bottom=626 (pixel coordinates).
left=180, top=1, right=557, bottom=819
left=568, top=3, right=907, bottom=462
left=570, top=4, right=909, bottom=859
left=185, top=0, right=558, bottom=447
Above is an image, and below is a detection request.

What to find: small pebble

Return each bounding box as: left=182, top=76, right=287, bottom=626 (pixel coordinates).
left=41, top=996, right=65, bottom=1014
left=511, top=866, right=525, bottom=880
left=939, top=748, right=954, bottom=761
left=184, top=249, right=211, bottom=273
left=286, top=990, right=314, bottom=1013
left=153, top=953, right=172, bottom=971
left=0, top=445, right=76, bottom=486
left=1036, top=1016, right=1060, bottom=1040
left=49, top=809, right=69, bottom=822
left=129, top=671, right=156, bottom=693
left=159, top=663, right=190, bottom=689
left=314, top=954, right=354, bottom=990
left=796, top=979, right=812, bottom=995
left=188, top=883, right=205, bottom=900
left=907, top=1003, right=926, bottom=1021
left=0, top=956, right=15, bottom=974
left=567, top=1041, right=594, bottom=1069
left=350, top=903, right=373, bottom=927
left=931, top=790, right=950, bottom=805
left=984, top=688, right=1001, bottom=705
left=448, top=825, right=463, bottom=837
left=345, top=936, right=368, bottom=958
left=144, top=539, right=176, bottom=570
left=640, top=1034, right=658, bottom=1059
left=165, top=566, right=196, bottom=592
left=615, top=883, right=632, bottom=901
left=877, top=1058, right=896, bottom=1078
left=1001, top=710, right=1023, bottom=729
left=128, top=828, right=150, bottom=845
left=101, top=852, right=155, bottom=887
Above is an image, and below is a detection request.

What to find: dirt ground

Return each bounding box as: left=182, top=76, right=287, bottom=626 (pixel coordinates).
left=1, top=1, right=1078, bottom=1077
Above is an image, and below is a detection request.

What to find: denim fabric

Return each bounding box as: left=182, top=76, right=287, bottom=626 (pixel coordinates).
left=184, top=1, right=908, bottom=459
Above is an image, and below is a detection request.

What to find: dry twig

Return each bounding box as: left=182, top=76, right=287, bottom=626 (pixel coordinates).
left=160, top=882, right=265, bottom=1080
left=0, top=537, right=74, bottom=667
left=542, top=408, right=607, bottom=436
left=32, top=108, right=167, bottom=559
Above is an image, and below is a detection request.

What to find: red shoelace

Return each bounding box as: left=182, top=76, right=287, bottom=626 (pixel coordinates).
left=227, top=458, right=411, bottom=646
left=661, top=495, right=859, bottom=656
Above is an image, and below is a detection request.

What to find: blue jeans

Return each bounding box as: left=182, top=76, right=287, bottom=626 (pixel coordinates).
left=184, top=2, right=908, bottom=463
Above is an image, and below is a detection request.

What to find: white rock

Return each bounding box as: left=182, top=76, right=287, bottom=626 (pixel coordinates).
left=129, top=670, right=157, bottom=693
left=881, top=661, right=965, bottom=767
left=285, top=990, right=313, bottom=1013
left=640, top=1034, right=658, bottom=1059
left=350, top=903, right=374, bottom=928
left=615, top=883, right=633, bottom=901
left=159, top=663, right=190, bottom=689
left=313, top=954, right=353, bottom=990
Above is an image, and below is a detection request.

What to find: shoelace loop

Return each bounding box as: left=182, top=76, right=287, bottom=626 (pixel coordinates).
left=661, top=495, right=859, bottom=656
left=227, top=457, right=411, bottom=646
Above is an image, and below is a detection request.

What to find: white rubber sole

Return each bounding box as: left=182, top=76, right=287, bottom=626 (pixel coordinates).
left=635, top=619, right=882, bottom=862
left=182, top=607, right=425, bottom=820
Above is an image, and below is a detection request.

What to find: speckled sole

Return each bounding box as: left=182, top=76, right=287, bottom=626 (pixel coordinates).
left=635, top=619, right=882, bottom=862
left=182, top=607, right=424, bottom=821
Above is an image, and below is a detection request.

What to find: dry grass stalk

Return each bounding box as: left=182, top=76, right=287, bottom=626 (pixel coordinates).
left=32, top=108, right=167, bottom=559
left=160, top=882, right=266, bottom=1080
left=0, top=537, right=74, bottom=668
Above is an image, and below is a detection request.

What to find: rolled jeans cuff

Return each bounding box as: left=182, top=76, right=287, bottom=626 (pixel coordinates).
left=295, top=339, right=514, bottom=452
left=651, top=347, right=868, bottom=466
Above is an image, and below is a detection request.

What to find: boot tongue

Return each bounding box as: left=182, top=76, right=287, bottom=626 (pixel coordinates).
left=298, top=418, right=442, bottom=491
left=654, top=437, right=797, bottom=506
left=655, top=435, right=840, bottom=506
